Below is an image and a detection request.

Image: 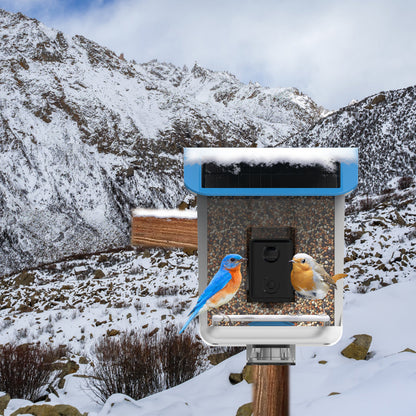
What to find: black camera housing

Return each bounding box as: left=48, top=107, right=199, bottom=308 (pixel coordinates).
left=248, top=239, right=295, bottom=303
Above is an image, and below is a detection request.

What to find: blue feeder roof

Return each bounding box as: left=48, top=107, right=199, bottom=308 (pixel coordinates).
left=184, top=147, right=358, bottom=196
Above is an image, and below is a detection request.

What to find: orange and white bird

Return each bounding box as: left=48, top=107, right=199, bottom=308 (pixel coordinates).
left=290, top=253, right=347, bottom=299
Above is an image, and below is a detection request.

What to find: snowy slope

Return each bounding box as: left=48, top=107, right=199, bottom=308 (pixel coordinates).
left=3, top=278, right=416, bottom=416
left=130, top=280, right=416, bottom=416
left=1, top=180, right=416, bottom=416
left=0, top=9, right=324, bottom=275
left=0, top=248, right=198, bottom=353
left=292, top=279, right=416, bottom=415
left=344, top=179, right=416, bottom=293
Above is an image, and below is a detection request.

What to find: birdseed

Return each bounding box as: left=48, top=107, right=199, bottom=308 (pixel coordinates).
left=206, top=196, right=336, bottom=326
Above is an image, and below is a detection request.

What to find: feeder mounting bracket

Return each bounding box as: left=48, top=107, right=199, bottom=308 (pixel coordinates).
left=247, top=345, right=296, bottom=365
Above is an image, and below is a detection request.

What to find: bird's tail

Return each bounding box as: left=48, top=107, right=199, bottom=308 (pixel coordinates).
left=332, top=273, right=347, bottom=282
left=179, top=306, right=202, bottom=334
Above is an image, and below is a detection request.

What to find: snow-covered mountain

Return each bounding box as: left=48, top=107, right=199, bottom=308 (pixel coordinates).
left=1, top=8, right=415, bottom=276
left=0, top=9, right=324, bottom=275
left=289, top=86, right=416, bottom=193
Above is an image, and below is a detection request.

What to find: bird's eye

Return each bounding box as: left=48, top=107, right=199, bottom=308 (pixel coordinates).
left=230, top=258, right=236, bottom=262
left=301, top=259, right=306, bottom=263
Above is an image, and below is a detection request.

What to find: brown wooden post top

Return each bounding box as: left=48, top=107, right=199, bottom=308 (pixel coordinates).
left=131, top=208, right=197, bottom=250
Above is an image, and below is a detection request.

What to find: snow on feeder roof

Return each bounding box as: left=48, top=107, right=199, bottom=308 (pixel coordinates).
left=184, top=147, right=358, bottom=197
left=184, top=147, right=357, bottom=171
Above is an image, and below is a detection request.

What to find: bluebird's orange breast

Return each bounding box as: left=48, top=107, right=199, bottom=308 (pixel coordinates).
left=208, top=265, right=242, bottom=307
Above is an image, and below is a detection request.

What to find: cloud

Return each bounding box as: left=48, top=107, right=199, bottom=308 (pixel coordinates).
left=3, top=0, right=416, bottom=109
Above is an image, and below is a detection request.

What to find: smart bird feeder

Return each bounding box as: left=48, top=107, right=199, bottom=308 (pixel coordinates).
left=184, top=147, right=358, bottom=364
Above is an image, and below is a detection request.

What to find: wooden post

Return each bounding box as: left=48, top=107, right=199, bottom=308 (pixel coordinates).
left=131, top=214, right=197, bottom=249
left=253, top=365, right=289, bottom=416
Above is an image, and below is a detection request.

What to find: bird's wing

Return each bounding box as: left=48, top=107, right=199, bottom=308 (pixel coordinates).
left=189, top=268, right=232, bottom=315
left=180, top=267, right=233, bottom=334
left=314, top=262, right=336, bottom=286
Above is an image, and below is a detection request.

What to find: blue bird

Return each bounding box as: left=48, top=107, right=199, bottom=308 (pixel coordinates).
left=179, top=254, right=246, bottom=334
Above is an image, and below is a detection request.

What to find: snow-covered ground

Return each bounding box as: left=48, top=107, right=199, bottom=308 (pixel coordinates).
left=3, top=276, right=415, bottom=416
left=1, top=181, right=416, bottom=415
left=0, top=248, right=198, bottom=354
left=291, top=280, right=416, bottom=415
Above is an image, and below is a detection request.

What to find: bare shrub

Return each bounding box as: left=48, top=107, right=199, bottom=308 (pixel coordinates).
left=113, top=300, right=129, bottom=308
left=381, top=186, right=394, bottom=194
left=407, top=226, right=416, bottom=240
left=169, top=301, right=187, bottom=315
left=154, top=286, right=179, bottom=296
left=15, top=328, right=29, bottom=341
left=0, top=343, right=67, bottom=401
left=214, top=345, right=245, bottom=358
left=377, top=193, right=392, bottom=204
left=88, top=332, right=158, bottom=403
left=344, top=203, right=357, bottom=216
left=398, top=176, right=414, bottom=190
left=356, top=284, right=368, bottom=294
left=128, top=266, right=140, bottom=275
left=158, top=326, right=205, bottom=389
left=205, top=345, right=245, bottom=366
left=156, top=298, right=168, bottom=308
left=133, top=300, right=143, bottom=311
left=359, top=194, right=376, bottom=211
left=54, top=312, right=63, bottom=322
left=0, top=319, right=13, bottom=332
left=88, top=325, right=207, bottom=403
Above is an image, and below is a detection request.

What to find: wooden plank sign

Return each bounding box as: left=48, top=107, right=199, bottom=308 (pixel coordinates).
left=131, top=209, right=197, bottom=250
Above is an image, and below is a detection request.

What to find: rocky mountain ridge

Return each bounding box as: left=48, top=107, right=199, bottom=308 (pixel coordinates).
left=0, top=9, right=323, bottom=275
left=289, top=86, right=416, bottom=193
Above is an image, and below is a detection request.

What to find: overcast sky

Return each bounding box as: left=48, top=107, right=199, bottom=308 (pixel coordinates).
left=1, top=0, right=415, bottom=110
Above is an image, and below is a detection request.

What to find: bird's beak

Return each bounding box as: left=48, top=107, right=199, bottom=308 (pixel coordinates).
left=237, top=257, right=247, bottom=264
left=289, top=260, right=295, bottom=263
